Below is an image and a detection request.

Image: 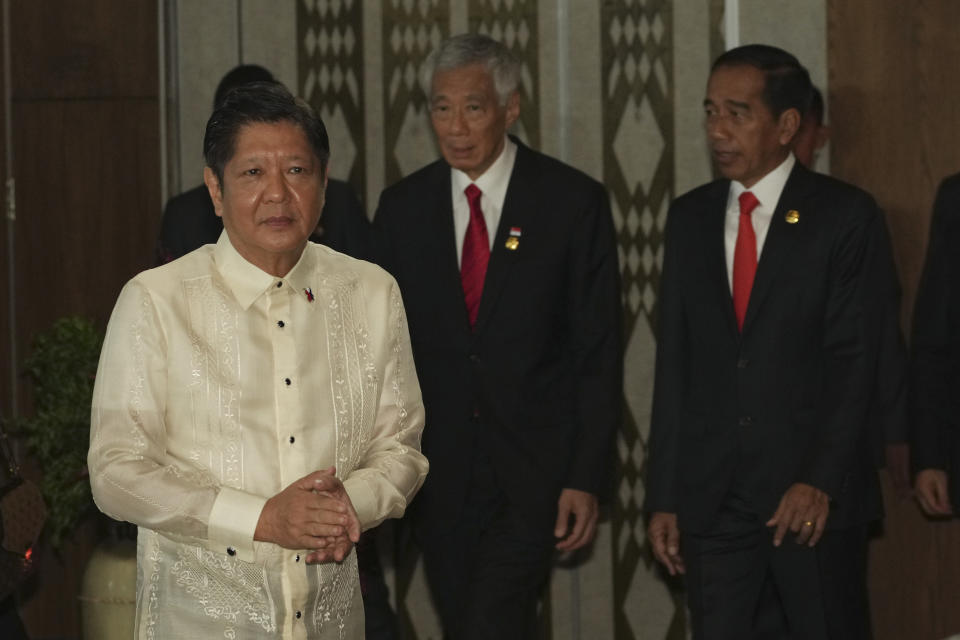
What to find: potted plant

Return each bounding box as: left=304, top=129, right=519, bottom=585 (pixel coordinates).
left=17, top=316, right=136, bottom=638
left=17, top=316, right=101, bottom=548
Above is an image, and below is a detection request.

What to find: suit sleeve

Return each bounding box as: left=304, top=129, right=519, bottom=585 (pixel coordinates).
left=563, top=183, right=623, bottom=500
left=866, top=214, right=908, bottom=456
left=644, top=202, right=686, bottom=514
left=795, top=195, right=875, bottom=499
left=911, top=177, right=960, bottom=472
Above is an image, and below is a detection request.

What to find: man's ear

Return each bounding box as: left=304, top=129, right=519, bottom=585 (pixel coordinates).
left=777, top=107, right=802, bottom=147
left=203, top=167, right=224, bottom=218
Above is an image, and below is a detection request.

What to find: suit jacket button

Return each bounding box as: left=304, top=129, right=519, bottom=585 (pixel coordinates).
left=739, top=416, right=753, bottom=427
left=737, top=358, right=749, bottom=369
left=469, top=353, right=479, bottom=363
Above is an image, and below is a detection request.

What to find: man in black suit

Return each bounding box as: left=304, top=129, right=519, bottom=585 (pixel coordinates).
left=646, top=45, right=880, bottom=639
left=157, top=64, right=370, bottom=264
left=372, top=33, right=622, bottom=639
left=912, top=174, right=960, bottom=517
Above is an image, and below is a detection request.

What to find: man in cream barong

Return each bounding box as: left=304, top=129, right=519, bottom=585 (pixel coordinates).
left=88, top=82, right=428, bottom=640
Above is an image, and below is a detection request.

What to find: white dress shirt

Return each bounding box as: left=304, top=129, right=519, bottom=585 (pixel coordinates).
left=724, top=153, right=796, bottom=290
left=89, top=233, right=428, bottom=640
left=451, top=136, right=517, bottom=265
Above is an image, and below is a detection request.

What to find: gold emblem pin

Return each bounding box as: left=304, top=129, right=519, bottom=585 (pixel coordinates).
left=785, top=210, right=800, bottom=224
left=505, top=237, right=520, bottom=250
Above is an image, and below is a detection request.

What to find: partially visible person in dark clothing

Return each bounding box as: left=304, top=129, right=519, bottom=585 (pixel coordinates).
left=157, top=64, right=371, bottom=265
left=912, top=173, right=960, bottom=517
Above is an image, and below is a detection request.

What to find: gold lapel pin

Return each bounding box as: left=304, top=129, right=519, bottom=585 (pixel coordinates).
left=785, top=210, right=800, bottom=224
left=505, top=237, right=520, bottom=250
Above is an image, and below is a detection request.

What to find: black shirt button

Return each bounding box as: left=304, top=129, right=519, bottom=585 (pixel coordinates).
left=295, top=554, right=300, bottom=562
left=277, top=320, right=285, bottom=328
left=276, top=281, right=283, bottom=288
left=285, top=378, right=292, bottom=386
left=226, top=547, right=236, bottom=556
left=295, top=611, right=302, bottom=619
left=289, top=436, right=295, bottom=444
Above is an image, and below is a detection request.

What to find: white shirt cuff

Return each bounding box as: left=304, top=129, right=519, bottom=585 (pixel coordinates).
left=342, top=475, right=377, bottom=531
left=207, top=486, right=267, bottom=562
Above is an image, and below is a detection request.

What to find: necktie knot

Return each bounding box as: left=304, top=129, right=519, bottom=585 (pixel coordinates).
left=465, top=183, right=482, bottom=207
left=738, top=190, right=759, bottom=217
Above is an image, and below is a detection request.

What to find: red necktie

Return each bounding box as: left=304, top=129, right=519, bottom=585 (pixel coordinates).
left=733, top=191, right=759, bottom=332
left=461, top=184, right=490, bottom=328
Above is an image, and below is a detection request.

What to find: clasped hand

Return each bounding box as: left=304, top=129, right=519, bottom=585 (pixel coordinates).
left=254, top=467, right=361, bottom=564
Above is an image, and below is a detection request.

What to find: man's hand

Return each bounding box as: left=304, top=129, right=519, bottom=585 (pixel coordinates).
left=303, top=471, right=361, bottom=564
left=766, top=482, right=829, bottom=547
left=254, top=467, right=360, bottom=562
left=886, top=443, right=912, bottom=499
left=647, top=512, right=684, bottom=576
left=554, top=489, right=599, bottom=552
left=915, top=469, right=952, bottom=516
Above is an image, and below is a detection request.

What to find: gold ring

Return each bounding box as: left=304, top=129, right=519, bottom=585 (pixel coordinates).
left=804, top=521, right=813, bottom=527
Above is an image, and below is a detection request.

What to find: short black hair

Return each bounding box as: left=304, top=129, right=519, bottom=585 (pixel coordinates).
left=213, top=64, right=275, bottom=110
left=712, top=44, right=813, bottom=119
left=203, top=81, right=330, bottom=189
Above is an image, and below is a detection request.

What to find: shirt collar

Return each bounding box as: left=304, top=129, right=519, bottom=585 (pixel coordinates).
left=729, top=152, right=796, bottom=210
left=451, top=136, right=517, bottom=199
left=213, top=231, right=317, bottom=310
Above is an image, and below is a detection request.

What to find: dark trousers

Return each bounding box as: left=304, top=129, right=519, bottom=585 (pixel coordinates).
left=683, top=498, right=872, bottom=640
left=357, top=527, right=400, bottom=640
left=417, top=449, right=556, bottom=640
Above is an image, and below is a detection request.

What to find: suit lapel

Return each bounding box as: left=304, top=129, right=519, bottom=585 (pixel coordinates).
left=472, top=140, right=533, bottom=333
left=425, top=164, right=474, bottom=334
left=708, top=181, right=740, bottom=338
left=741, top=164, right=811, bottom=333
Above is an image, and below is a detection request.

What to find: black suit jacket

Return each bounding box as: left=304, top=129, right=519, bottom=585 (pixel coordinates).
left=646, top=162, right=882, bottom=534
left=156, top=177, right=371, bottom=263
left=911, top=173, right=960, bottom=511
left=372, top=139, right=622, bottom=529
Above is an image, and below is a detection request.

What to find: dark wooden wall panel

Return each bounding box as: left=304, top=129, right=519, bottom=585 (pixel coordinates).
left=11, top=99, right=160, bottom=327
left=829, top=2, right=960, bottom=639
left=4, top=1, right=160, bottom=637
left=1, top=0, right=10, bottom=421
left=13, top=0, right=158, bottom=100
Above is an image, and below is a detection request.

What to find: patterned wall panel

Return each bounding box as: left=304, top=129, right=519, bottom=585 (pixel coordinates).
left=382, top=0, right=450, bottom=187
left=298, top=0, right=366, bottom=199
left=467, top=0, right=539, bottom=146
left=601, top=1, right=682, bottom=638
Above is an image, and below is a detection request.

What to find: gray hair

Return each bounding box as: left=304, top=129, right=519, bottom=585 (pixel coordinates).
left=428, top=33, right=520, bottom=105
